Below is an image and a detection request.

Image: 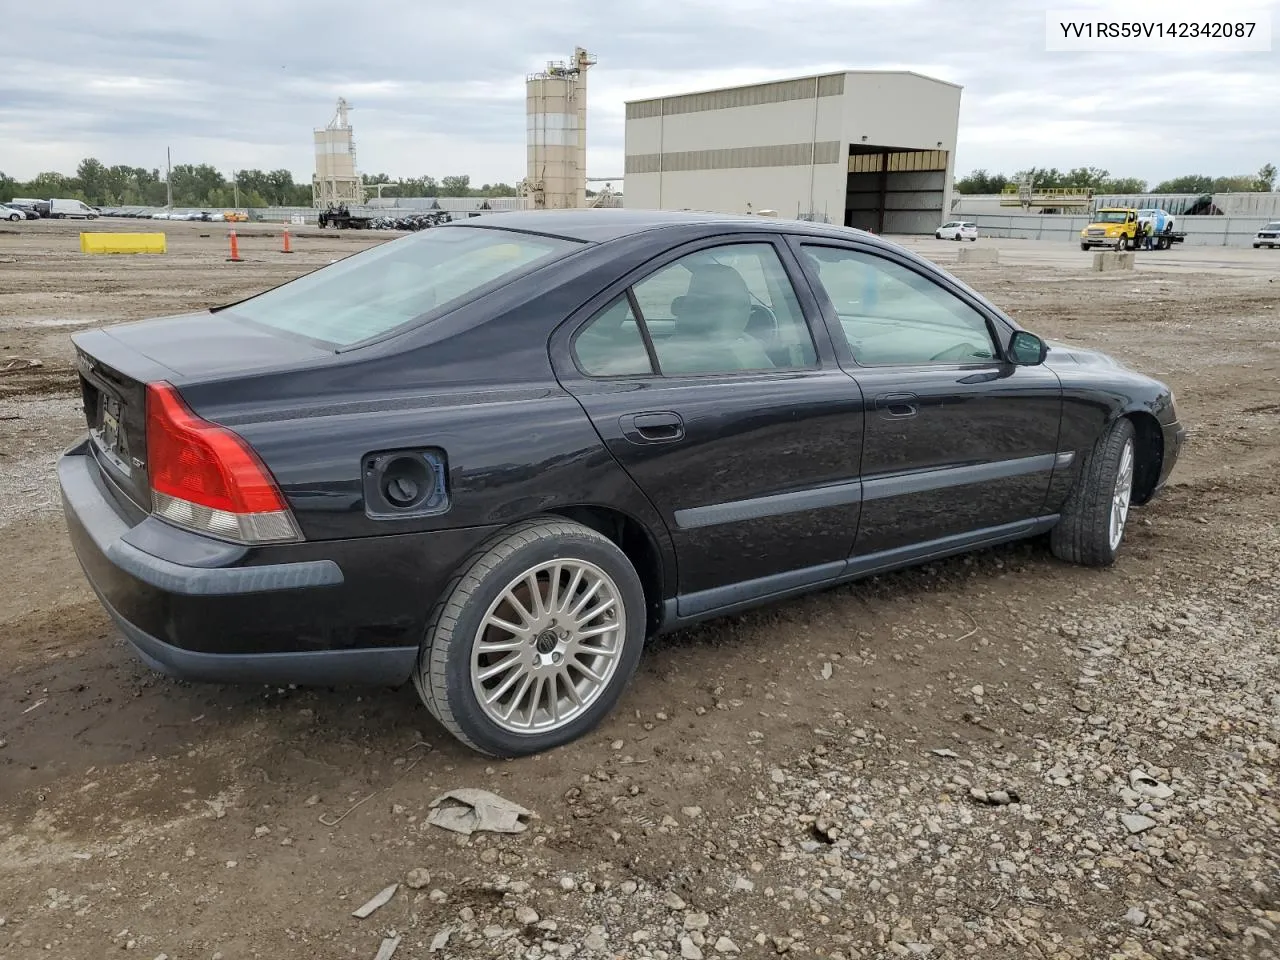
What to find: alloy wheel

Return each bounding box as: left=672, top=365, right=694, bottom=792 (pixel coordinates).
left=469, top=559, right=626, bottom=734
left=1108, top=438, right=1135, bottom=551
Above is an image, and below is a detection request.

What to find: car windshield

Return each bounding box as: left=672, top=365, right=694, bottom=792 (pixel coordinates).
left=225, top=226, right=581, bottom=347
left=1095, top=211, right=1129, bottom=223
left=1266, top=222, right=1280, bottom=231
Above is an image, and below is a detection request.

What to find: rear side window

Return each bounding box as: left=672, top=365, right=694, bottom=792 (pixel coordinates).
left=573, top=241, right=817, bottom=377
left=226, top=227, right=580, bottom=347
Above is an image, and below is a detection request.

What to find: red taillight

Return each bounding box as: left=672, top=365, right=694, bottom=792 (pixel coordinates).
left=145, top=382, right=299, bottom=543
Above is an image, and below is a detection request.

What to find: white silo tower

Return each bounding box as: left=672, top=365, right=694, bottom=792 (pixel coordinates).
left=525, top=48, right=595, bottom=209
left=312, top=97, right=366, bottom=208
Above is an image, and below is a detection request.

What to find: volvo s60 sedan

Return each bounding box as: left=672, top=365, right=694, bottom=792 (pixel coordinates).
left=58, top=210, right=1185, bottom=757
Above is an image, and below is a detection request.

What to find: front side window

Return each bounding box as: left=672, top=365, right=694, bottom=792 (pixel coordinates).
left=226, top=226, right=580, bottom=347
left=801, top=245, right=998, bottom=366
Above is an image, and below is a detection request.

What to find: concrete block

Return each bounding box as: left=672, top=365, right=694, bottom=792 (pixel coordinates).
left=1092, top=251, right=1134, bottom=272
left=957, top=246, right=999, bottom=264
left=80, top=232, right=167, bottom=255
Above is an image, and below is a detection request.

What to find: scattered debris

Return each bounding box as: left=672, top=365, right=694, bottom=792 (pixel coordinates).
left=1121, top=814, right=1158, bottom=835
left=931, top=748, right=960, bottom=759
left=372, top=935, right=401, bottom=960
left=21, top=697, right=48, bottom=715
left=429, top=929, right=451, bottom=953
left=406, top=868, right=431, bottom=890
left=352, top=884, right=398, bottom=919
left=1128, top=769, right=1174, bottom=800
left=426, top=788, right=535, bottom=835
left=318, top=742, right=430, bottom=827
left=969, top=787, right=1019, bottom=805
left=1125, top=907, right=1149, bottom=927
left=0, top=357, right=42, bottom=374
left=820, top=662, right=832, bottom=680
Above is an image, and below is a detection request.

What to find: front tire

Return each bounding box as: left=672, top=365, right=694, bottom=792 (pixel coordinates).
left=1050, top=417, right=1137, bottom=567
left=414, top=518, right=646, bottom=757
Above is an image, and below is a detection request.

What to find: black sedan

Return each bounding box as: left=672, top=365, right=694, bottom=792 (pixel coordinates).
left=58, top=210, right=1185, bottom=757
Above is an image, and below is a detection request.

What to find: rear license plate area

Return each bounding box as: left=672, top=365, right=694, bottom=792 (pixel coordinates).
left=88, top=386, right=133, bottom=476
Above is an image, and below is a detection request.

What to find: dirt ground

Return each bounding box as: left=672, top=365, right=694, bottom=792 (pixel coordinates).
left=1, top=219, right=1277, bottom=960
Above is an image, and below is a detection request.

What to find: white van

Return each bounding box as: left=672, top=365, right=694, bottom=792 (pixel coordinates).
left=49, top=198, right=98, bottom=219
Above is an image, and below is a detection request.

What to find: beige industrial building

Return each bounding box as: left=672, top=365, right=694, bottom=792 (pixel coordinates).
left=623, top=70, right=962, bottom=233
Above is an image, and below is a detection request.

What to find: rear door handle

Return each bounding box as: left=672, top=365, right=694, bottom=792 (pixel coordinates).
left=620, top=411, right=685, bottom=444
left=874, top=392, right=918, bottom=419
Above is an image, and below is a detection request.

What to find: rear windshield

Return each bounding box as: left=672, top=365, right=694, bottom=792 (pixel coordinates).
left=225, top=226, right=581, bottom=347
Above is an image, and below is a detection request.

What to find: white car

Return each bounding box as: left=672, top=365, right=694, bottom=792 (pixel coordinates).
left=1253, top=221, right=1280, bottom=249
left=1, top=203, right=24, bottom=222
left=936, top=220, right=978, bottom=241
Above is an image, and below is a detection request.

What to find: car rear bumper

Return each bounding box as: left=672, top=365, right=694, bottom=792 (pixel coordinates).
left=59, top=438, right=496, bottom=686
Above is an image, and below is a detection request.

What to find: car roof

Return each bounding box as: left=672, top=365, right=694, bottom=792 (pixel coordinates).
left=440, top=208, right=886, bottom=246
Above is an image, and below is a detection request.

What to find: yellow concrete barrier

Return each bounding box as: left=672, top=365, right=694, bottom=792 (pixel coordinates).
left=80, top=232, right=167, bottom=254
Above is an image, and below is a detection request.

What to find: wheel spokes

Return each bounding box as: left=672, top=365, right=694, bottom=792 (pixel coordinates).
left=470, top=558, right=627, bottom=736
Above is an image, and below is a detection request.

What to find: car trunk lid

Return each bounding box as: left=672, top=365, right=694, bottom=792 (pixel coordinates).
left=72, top=313, right=335, bottom=511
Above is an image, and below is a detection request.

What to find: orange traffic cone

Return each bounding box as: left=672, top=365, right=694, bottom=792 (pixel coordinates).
left=281, top=228, right=293, bottom=254
left=227, top=230, right=243, bottom=262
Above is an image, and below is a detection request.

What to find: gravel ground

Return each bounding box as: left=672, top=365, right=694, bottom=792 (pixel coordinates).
left=0, top=221, right=1277, bottom=960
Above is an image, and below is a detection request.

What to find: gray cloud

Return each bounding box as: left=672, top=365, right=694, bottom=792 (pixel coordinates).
left=2, top=0, right=1277, bottom=187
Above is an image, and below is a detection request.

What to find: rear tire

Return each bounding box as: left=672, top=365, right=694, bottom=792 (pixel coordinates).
left=1050, top=417, right=1137, bottom=567
left=414, top=518, right=647, bottom=757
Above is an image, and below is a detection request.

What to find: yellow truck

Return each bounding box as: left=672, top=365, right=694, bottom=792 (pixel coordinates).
left=1080, top=207, right=1185, bottom=251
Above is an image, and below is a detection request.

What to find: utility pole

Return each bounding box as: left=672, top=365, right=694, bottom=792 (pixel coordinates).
left=165, top=147, right=173, bottom=209
left=233, top=170, right=239, bottom=208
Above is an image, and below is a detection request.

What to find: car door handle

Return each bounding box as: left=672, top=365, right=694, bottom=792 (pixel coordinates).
left=874, top=393, right=918, bottom=419
left=620, top=411, right=685, bottom=444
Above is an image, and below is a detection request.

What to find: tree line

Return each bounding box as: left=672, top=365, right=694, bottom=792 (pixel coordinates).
left=956, top=163, right=1277, bottom=195
left=0, top=158, right=523, bottom=208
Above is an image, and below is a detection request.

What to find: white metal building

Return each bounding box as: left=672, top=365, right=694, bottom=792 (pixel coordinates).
left=624, top=70, right=962, bottom=233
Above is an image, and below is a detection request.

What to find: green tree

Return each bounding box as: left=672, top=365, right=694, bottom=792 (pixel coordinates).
left=1063, top=166, right=1110, bottom=189
left=1212, top=174, right=1256, bottom=192
left=1013, top=167, right=1066, bottom=189
left=76, top=158, right=108, bottom=203
left=440, top=174, right=471, bottom=197
left=0, top=171, right=17, bottom=200
left=1151, top=174, right=1214, bottom=193
left=1100, top=177, right=1148, bottom=194
left=169, top=163, right=226, bottom=205
left=954, top=169, right=1011, bottom=194
left=1255, top=163, right=1277, bottom=191
left=26, top=171, right=75, bottom=197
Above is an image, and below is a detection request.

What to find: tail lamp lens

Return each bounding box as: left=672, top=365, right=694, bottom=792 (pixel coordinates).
left=145, top=382, right=300, bottom=544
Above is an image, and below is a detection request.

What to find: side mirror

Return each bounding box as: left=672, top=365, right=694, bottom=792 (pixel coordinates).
left=1009, top=330, right=1048, bottom=365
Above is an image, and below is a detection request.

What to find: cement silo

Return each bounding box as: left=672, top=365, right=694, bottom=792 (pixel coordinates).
left=526, top=48, right=595, bottom=209
left=312, top=98, right=366, bottom=208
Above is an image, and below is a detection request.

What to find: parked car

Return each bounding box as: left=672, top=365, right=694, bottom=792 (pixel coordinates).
left=11, top=197, right=50, bottom=217
left=58, top=209, right=1185, bottom=758
left=1, top=202, right=26, bottom=222
left=936, top=220, right=978, bottom=241
left=1253, top=221, right=1280, bottom=248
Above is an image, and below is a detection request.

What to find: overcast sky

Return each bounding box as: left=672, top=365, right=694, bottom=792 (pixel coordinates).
left=2, top=0, right=1277, bottom=187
